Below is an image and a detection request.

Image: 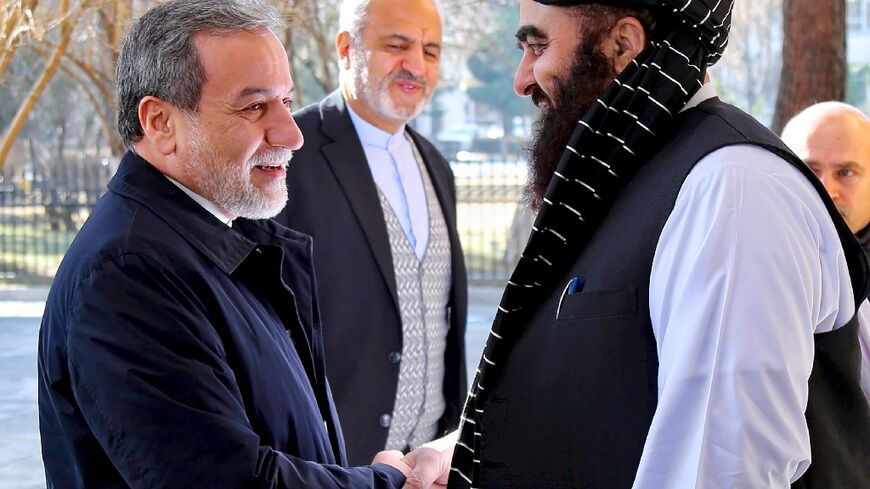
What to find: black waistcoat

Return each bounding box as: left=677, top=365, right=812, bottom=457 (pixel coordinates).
left=473, top=99, right=870, bottom=488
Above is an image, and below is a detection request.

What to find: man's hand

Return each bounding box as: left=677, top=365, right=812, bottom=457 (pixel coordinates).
left=372, top=449, right=412, bottom=478
left=399, top=443, right=455, bottom=489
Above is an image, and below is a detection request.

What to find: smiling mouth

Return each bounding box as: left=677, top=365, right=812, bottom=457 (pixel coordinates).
left=396, top=80, right=423, bottom=92
left=254, top=164, right=285, bottom=171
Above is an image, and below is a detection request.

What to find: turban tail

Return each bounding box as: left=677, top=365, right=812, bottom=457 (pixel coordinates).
left=449, top=1, right=735, bottom=487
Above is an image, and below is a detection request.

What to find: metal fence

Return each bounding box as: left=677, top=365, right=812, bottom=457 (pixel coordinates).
left=0, top=160, right=114, bottom=283
left=451, top=155, right=530, bottom=282
left=0, top=156, right=529, bottom=284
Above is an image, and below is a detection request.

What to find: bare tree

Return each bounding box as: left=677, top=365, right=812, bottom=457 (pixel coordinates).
left=55, top=0, right=135, bottom=156
left=0, top=0, right=88, bottom=169
left=771, top=0, right=847, bottom=133
left=711, top=0, right=782, bottom=124
left=0, top=0, right=40, bottom=80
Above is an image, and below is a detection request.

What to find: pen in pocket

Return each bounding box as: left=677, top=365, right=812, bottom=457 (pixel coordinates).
left=556, top=275, right=585, bottom=319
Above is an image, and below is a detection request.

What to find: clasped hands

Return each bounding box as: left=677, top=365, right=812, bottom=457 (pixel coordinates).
left=371, top=431, right=457, bottom=489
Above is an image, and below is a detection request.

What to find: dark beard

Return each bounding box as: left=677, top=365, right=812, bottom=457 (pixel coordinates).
left=525, top=37, right=617, bottom=211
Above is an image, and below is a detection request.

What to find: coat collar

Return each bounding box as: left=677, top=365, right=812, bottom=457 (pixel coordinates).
left=108, top=151, right=312, bottom=276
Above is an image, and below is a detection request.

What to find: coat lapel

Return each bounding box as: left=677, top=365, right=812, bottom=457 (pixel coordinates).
left=318, top=92, right=400, bottom=313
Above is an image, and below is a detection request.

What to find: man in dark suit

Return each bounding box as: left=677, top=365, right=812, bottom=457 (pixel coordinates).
left=37, top=0, right=449, bottom=487
left=275, top=0, right=467, bottom=466
left=445, top=1, right=870, bottom=488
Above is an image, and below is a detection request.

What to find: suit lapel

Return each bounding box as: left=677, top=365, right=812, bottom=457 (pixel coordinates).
left=318, top=92, right=400, bottom=313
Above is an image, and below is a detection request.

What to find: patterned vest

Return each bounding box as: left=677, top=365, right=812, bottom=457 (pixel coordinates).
left=377, top=140, right=452, bottom=450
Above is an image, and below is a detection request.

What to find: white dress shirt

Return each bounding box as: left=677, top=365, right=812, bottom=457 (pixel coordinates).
left=634, top=85, right=868, bottom=488
left=165, top=176, right=233, bottom=227
left=347, top=104, right=429, bottom=259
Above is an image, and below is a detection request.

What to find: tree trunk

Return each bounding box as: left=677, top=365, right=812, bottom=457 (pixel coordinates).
left=0, top=0, right=82, bottom=170
left=770, top=0, right=846, bottom=133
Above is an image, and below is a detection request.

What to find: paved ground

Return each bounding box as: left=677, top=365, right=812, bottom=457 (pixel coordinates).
left=0, top=286, right=49, bottom=489
left=0, top=284, right=502, bottom=488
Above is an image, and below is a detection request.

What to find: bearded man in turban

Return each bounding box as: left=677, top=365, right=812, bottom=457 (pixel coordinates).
left=443, top=1, right=870, bottom=488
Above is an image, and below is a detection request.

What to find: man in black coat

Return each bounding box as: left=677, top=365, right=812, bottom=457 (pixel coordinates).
left=37, top=1, right=448, bottom=487
left=445, top=1, right=870, bottom=488
left=275, top=0, right=467, bottom=466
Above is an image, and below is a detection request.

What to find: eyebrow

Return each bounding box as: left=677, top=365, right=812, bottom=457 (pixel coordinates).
left=807, top=160, right=862, bottom=170
left=232, top=86, right=294, bottom=104
left=382, top=33, right=441, bottom=51
left=836, top=161, right=862, bottom=170
left=515, top=25, right=547, bottom=46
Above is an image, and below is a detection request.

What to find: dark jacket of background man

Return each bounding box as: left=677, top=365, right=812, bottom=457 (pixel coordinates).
left=38, top=153, right=405, bottom=488
left=276, top=91, right=467, bottom=464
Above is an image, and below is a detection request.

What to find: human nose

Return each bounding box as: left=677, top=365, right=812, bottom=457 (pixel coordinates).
left=266, top=106, right=303, bottom=151
left=402, top=47, right=426, bottom=77
left=513, top=51, right=535, bottom=97
left=816, top=172, right=840, bottom=199
left=819, top=174, right=841, bottom=201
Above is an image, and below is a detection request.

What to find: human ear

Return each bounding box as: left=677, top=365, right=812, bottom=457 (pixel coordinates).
left=138, top=96, right=177, bottom=155
left=609, top=16, right=647, bottom=73
left=335, top=31, right=352, bottom=70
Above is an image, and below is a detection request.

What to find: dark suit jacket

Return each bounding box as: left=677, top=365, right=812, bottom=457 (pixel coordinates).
left=275, top=91, right=468, bottom=465
left=38, top=152, right=405, bottom=488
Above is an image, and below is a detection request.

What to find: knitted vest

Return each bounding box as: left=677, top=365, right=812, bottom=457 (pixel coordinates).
left=378, top=141, right=452, bottom=450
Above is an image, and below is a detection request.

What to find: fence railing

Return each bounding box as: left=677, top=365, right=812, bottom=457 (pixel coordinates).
left=0, top=155, right=531, bottom=284
left=0, top=160, right=114, bottom=283
left=450, top=155, right=531, bottom=282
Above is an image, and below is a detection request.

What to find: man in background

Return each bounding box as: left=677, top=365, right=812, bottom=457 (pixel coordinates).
left=38, top=1, right=446, bottom=487
left=275, top=0, right=467, bottom=465
left=782, top=101, right=870, bottom=257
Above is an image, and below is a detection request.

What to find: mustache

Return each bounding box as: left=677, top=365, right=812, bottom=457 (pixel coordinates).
left=388, top=70, right=427, bottom=87
left=249, top=148, right=295, bottom=167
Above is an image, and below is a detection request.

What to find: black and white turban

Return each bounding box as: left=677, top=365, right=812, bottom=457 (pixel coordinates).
left=449, top=1, right=734, bottom=487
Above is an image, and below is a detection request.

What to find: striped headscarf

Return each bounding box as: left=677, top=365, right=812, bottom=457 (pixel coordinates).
left=449, top=0, right=734, bottom=486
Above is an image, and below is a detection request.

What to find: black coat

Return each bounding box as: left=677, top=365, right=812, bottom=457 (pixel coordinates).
left=38, top=152, right=406, bottom=488
left=275, top=91, right=468, bottom=464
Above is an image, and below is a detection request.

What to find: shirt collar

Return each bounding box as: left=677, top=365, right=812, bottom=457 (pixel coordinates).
left=346, top=101, right=407, bottom=151
left=681, top=82, right=716, bottom=112
left=164, top=176, right=233, bottom=227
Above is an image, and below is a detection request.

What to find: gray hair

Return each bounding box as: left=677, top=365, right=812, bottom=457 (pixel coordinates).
left=116, top=0, right=286, bottom=150
left=338, top=0, right=442, bottom=45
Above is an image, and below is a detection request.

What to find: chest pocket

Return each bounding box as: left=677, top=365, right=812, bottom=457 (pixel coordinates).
left=556, top=287, right=638, bottom=321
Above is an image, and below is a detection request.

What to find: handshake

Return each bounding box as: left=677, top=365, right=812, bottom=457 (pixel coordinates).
left=371, top=431, right=457, bottom=489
